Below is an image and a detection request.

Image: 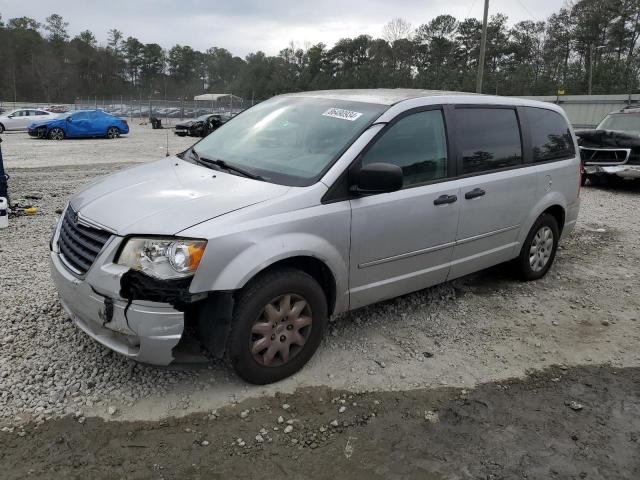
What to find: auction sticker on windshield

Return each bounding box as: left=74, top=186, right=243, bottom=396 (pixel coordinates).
left=323, top=108, right=363, bottom=121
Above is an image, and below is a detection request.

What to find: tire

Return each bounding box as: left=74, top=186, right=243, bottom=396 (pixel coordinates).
left=226, top=268, right=328, bottom=384
left=106, top=126, right=120, bottom=139
left=36, top=127, right=46, bottom=139
left=48, top=128, right=65, bottom=140
left=0, top=123, right=4, bottom=133
left=517, top=213, right=560, bottom=281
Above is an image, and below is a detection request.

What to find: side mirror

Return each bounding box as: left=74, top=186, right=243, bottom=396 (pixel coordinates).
left=66, top=116, right=72, bottom=122
left=351, top=162, right=403, bottom=195
left=8, top=114, right=14, bottom=118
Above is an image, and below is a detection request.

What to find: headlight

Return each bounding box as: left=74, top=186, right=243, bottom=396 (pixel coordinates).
left=116, top=237, right=207, bottom=279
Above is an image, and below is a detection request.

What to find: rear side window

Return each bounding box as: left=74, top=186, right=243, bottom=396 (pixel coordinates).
left=362, top=109, right=448, bottom=187
left=455, top=108, right=522, bottom=175
left=524, top=107, right=575, bottom=162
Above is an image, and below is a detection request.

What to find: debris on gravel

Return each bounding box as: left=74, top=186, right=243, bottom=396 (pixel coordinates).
left=566, top=400, right=584, bottom=411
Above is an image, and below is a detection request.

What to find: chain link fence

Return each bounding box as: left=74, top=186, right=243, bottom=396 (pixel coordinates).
left=0, top=96, right=262, bottom=125
left=73, top=96, right=259, bottom=125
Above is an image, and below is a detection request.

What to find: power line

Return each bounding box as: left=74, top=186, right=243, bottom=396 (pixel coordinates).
left=466, top=0, right=479, bottom=19
left=515, top=0, right=539, bottom=22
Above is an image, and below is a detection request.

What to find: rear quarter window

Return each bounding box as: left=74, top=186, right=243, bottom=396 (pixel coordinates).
left=455, top=108, right=523, bottom=175
left=524, top=107, right=575, bottom=162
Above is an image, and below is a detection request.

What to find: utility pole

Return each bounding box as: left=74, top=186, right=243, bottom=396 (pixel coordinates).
left=588, top=44, right=605, bottom=96
left=476, top=0, right=490, bottom=94
left=588, top=44, right=596, bottom=95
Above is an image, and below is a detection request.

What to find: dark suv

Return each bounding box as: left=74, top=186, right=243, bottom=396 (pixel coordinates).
left=577, top=107, right=640, bottom=185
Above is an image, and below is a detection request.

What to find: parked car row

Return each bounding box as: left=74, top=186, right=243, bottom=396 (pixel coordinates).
left=102, top=105, right=240, bottom=119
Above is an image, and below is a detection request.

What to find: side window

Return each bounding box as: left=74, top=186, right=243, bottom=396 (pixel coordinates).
left=362, top=110, right=448, bottom=187
left=14, top=111, right=24, bottom=117
left=36, top=111, right=48, bottom=116
left=525, top=107, right=575, bottom=162
left=456, top=108, right=522, bottom=175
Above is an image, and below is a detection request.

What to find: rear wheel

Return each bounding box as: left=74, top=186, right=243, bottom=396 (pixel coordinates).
left=517, top=213, right=559, bottom=281
left=48, top=128, right=65, bottom=140
left=0, top=123, right=4, bottom=133
left=106, top=126, right=120, bottom=139
left=226, top=268, right=328, bottom=384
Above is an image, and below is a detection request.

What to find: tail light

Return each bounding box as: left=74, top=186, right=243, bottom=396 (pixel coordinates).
left=578, top=162, right=583, bottom=197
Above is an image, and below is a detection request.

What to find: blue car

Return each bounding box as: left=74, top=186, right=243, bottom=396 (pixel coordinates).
left=27, top=110, right=129, bottom=140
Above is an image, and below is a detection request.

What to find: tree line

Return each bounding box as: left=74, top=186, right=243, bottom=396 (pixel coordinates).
left=1, top=0, right=639, bottom=103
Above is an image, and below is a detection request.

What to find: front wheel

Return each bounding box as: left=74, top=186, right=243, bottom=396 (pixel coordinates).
left=0, top=124, right=5, bottom=133
left=106, top=127, right=120, bottom=139
left=517, top=213, right=559, bottom=281
left=48, top=128, right=65, bottom=140
left=226, top=268, right=328, bottom=384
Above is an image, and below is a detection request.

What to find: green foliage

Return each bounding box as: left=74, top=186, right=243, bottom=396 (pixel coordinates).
left=1, top=1, right=640, bottom=103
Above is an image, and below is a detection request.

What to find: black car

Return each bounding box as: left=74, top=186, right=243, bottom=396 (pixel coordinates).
left=174, top=114, right=225, bottom=137
left=576, top=107, right=640, bottom=185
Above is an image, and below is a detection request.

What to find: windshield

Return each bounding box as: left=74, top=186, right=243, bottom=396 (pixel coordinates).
left=597, top=114, right=640, bottom=135
left=192, top=96, right=386, bottom=186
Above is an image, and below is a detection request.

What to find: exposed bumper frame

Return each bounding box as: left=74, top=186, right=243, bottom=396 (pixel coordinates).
left=585, top=164, right=640, bottom=179
left=50, top=249, right=184, bottom=366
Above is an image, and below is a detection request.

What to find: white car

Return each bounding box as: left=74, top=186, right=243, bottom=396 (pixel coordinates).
left=0, top=109, right=56, bottom=132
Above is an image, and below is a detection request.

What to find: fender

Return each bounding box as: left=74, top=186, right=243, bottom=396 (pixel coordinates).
left=189, top=232, right=350, bottom=314
left=514, top=190, right=567, bottom=256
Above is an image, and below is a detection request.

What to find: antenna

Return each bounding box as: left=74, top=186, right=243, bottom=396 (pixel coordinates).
left=165, top=131, right=170, bottom=157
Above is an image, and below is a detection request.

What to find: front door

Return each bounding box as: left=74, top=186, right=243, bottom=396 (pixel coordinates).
left=349, top=108, right=460, bottom=309
left=67, top=112, right=93, bottom=137
left=448, top=106, right=537, bottom=279
left=9, top=110, right=32, bottom=130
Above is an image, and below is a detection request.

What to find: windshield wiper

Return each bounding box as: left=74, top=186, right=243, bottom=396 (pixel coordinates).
left=190, top=148, right=265, bottom=181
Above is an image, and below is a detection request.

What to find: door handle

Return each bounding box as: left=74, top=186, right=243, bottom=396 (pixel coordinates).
left=464, top=188, right=486, bottom=200
left=434, top=194, right=458, bottom=206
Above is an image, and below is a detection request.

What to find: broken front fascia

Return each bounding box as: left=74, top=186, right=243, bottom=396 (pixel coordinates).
left=119, top=269, right=207, bottom=312
left=118, top=269, right=236, bottom=360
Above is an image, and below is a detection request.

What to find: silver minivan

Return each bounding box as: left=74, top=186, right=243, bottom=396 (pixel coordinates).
left=50, top=90, right=580, bottom=384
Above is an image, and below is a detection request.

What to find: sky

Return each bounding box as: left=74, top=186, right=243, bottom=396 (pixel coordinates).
left=0, top=0, right=563, bottom=57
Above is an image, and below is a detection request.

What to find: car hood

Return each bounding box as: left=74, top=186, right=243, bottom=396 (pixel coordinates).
left=28, top=118, right=55, bottom=129
left=28, top=118, right=60, bottom=129
left=176, top=120, right=196, bottom=127
left=70, top=156, right=290, bottom=235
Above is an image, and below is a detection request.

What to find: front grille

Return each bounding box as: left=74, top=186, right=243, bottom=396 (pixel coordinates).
left=580, top=147, right=630, bottom=165
left=58, top=207, right=112, bottom=275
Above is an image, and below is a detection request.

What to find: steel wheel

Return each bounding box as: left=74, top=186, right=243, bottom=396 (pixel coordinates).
left=250, top=293, right=313, bottom=367
left=106, top=127, right=119, bottom=139
left=49, top=128, right=64, bottom=140
left=529, top=226, right=554, bottom=272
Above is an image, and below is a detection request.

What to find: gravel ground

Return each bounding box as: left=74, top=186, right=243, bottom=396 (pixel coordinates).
left=0, top=126, right=639, bottom=433
left=1, top=124, right=194, bottom=169
left=1, top=365, right=639, bottom=479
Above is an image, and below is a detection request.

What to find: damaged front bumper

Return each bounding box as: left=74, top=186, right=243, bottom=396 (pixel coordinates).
left=584, top=164, right=640, bottom=179
left=50, top=237, right=185, bottom=366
